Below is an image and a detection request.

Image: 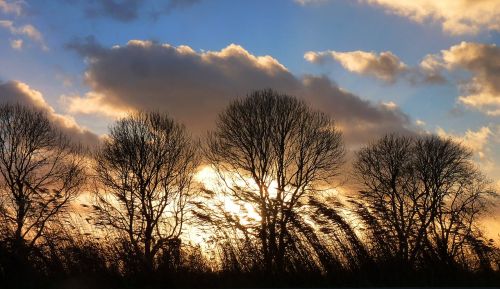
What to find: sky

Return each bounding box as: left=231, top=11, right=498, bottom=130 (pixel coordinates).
left=0, top=1, right=499, bottom=220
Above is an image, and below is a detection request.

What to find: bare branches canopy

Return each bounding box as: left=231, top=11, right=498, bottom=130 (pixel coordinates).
left=92, top=111, right=199, bottom=272
left=206, top=89, right=345, bottom=271
left=0, top=92, right=497, bottom=288
left=0, top=103, right=86, bottom=252
left=353, top=134, right=495, bottom=267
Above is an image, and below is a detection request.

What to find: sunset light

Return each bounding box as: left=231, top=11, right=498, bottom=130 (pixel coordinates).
left=0, top=1, right=499, bottom=288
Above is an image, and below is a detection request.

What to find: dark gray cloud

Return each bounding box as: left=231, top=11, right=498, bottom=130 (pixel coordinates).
left=149, top=0, right=202, bottom=20
left=0, top=80, right=101, bottom=148
left=85, top=0, right=141, bottom=22
left=65, top=39, right=414, bottom=146
left=165, top=0, right=202, bottom=11
left=80, top=0, right=202, bottom=22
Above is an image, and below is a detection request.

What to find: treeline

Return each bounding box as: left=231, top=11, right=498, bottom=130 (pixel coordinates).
left=0, top=89, right=498, bottom=288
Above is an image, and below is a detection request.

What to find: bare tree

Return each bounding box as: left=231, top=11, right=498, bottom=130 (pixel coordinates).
left=414, top=136, right=494, bottom=268
left=92, top=111, right=198, bottom=273
left=206, top=89, right=345, bottom=271
left=353, top=134, right=494, bottom=268
left=353, top=134, right=418, bottom=264
left=0, top=104, right=86, bottom=256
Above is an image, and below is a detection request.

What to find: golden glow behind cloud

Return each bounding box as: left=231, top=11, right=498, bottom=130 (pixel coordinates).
left=64, top=39, right=412, bottom=145
left=61, top=91, right=130, bottom=119
left=363, top=0, right=500, bottom=35
left=0, top=81, right=100, bottom=146
left=436, top=125, right=500, bottom=186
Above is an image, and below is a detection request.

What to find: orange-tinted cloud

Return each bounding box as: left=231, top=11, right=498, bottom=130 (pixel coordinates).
left=436, top=125, right=500, bottom=191
left=0, top=81, right=101, bottom=147
left=65, top=39, right=414, bottom=146
left=0, top=20, right=47, bottom=50
left=423, top=42, right=500, bottom=116
left=305, top=50, right=408, bottom=83
left=0, top=0, right=23, bottom=16
left=362, top=0, right=500, bottom=35
left=305, top=49, right=446, bottom=84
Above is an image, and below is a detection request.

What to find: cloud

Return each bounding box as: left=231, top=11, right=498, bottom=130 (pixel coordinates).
left=61, top=91, right=130, bottom=119
left=418, top=54, right=448, bottom=84
left=363, top=0, right=500, bottom=35
left=415, top=119, right=426, bottom=127
left=422, top=42, right=500, bottom=116
left=305, top=49, right=446, bottom=84
left=306, top=43, right=499, bottom=118
left=166, top=0, right=201, bottom=10
left=84, top=0, right=142, bottom=22
left=149, top=0, right=202, bottom=19
left=0, top=2, right=45, bottom=51
left=0, top=0, right=23, bottom=16
left=437, top=126, right=492, bottom=158
left=295, top=0, right=500, bottom=35
left=65, top=39, right=413, bottom=146
left=0, top=20, right=47, bottom=50
left=9, top=38, right=22, bottom=50
left=436, top=126, right=500, bottom=186
left=381, top=101, right=398, bottom=110
left=294, top=0, right=327, bottom=5
left=305, top=50, right=408, bottom=83
left=82, top=0, right=202, bottom=22
left=0, top=81, right=101, bottom=147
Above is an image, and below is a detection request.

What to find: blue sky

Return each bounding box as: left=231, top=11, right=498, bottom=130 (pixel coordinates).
left=0, top=0, right=499, bottom=191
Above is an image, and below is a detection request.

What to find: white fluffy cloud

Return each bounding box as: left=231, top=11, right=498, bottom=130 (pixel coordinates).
left=305, top=49, right=445, bottom=84
left=436, top=125, right=500, bottom=197
left=9, top=38, right=22, bottom=50
left=415, top=119, right=426, bottom=127
left=422, top=42, right=500, bottom=116
left=0, top=0, right=22, bottom=16
left=294, top=0, right=327, bottom=5
left=307, top=42, right=499, bottom=117
left=0, top=20, right=47, bottom=50
left=0, top=81, right=100, bottom=147
left=362, top=0, right=500, bottom=35
left=61, top=91, right=130, bottom=119
left=0, top=1, right=47, bottom=51
left=296, top=0, right=500, bottom=35
left=64, top=39, right=414, bottom=146
left=305, top=50, right=407, bottom=83
left=437, top=126, right=492, bottom=159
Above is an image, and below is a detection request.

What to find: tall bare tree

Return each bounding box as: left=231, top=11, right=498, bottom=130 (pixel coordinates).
left=353, top=134, right=494, bottom=267
left=353, top=134, right=419, bottom=264
left=414, top=136, right=494, bottom=267
left=0, top=104, right=86, bottom=256
left=206, top=89, right=345, bottom=271
left=92, top=111, right=198, bottom=273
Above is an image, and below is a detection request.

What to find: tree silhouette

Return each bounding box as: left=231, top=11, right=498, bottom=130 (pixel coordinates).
left=353, top=134, right=495, bottom=269
left=0, top=104, right=86, bottom=278
left=91, top=111, right=198, bottom=274
left=414, top=136, right=495, bottom=268
left=205, top=89, right=345, bottom=272
left=0, top=102, right=498, bottom=289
